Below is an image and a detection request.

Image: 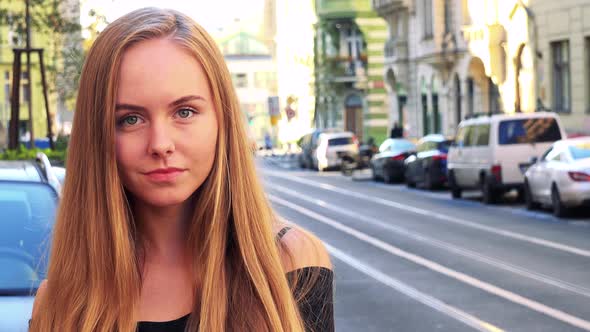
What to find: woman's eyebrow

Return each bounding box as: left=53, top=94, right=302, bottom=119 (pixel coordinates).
left=114, top=95, right=205, bottom=112
left=169, top=95, right=206, bottom=107
left=115, top=103, right=146, bottom=112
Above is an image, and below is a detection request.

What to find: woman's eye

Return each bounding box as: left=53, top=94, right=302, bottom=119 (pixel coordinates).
left=118, top=115, right=142, bottom=127
left=176, top=108, right=197, bottom=119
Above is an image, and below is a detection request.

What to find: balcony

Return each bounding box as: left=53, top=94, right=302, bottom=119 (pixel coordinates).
left=323, top=56, right=367, bottom=82
left=317, top=0, right=372, bottom=19
left=371, top=0, right=408, bottom=14
left=384, top=38, right=408, bottom=63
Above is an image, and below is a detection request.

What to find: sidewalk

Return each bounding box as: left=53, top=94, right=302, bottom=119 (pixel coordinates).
left=257, top=149, right=300, bottom=170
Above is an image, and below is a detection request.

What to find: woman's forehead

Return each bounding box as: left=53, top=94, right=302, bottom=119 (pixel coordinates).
left=116, top=38, right=211, bottom=104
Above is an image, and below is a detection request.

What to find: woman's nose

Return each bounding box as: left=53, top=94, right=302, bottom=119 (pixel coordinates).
left=147, top=121, right=175, bottom=158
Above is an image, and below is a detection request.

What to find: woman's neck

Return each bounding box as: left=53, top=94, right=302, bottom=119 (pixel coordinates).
left=134, top=200, right=192, bottom=264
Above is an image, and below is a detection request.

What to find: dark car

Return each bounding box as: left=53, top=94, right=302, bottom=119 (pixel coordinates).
left=404, top=135, right=453, bottom=190
left=0, top=154, right=60, bottom=330
left=370, top=138, right=416, bottom=183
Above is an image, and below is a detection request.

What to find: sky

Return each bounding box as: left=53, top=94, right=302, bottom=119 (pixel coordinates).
left=81, top=0, right=266, bottom=36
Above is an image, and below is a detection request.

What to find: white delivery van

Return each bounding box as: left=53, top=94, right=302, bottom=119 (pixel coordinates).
left=447, top=112, right=567, bottom=204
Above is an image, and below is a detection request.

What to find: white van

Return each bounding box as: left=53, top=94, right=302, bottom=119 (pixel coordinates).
left=447, top=112, right=567, bottom=204
left=312, top=131, right=360, bottom=172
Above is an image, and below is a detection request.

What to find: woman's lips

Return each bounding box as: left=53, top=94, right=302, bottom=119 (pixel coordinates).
left=143, top=168, right=186, bottom=182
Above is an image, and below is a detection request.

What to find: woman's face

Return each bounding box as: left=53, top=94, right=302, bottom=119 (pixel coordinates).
left=115, top=38, right=218, bottom=207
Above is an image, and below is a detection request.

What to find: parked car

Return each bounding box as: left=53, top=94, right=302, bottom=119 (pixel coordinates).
left=447, top=112, right=567, bottom=204
left=0, top=153, right=60, bottom=331
left=524, top=137, right=590, bottom=217
left=311, top=131, right=360, bottom=172
left=370, top=138, right=416, bottom=183
left=297, top=128, right=343, bottom=169
left=405, top=134, right=453, bottom=189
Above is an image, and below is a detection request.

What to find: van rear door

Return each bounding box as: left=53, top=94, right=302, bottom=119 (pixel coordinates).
left=495, top=117, right=564, bottom=184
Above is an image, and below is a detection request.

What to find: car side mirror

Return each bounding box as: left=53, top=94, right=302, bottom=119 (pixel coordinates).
left=529, top=156, right=538, bottom=164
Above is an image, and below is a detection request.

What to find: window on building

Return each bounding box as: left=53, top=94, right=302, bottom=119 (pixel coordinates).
left=232, top=73, right=248, bottom=88
left=344, top=26, right=364, bottom=60
left=467, top=77, right=474, bottom=115
left=4, top=83, right=10, bottom=106
left=423, top=0, right=433, bottom=39
left=22, top=83, right=30, bottom=104
left=586, top=37, right=590, bottom=113
left=552, top=40, right=570, bottom=113
left=488, top=77, right=502, bottom=113
left=444, top=0, right=452, bottom=33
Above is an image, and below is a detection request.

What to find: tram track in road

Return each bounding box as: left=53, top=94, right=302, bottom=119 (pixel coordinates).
left=264, top=170, right=590, bottom=258
left=266, top=183, right=590, bottom=300
left=270, top=194, right=590, bottom=331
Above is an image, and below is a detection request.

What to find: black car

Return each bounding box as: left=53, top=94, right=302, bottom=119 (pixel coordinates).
left=0, top=153, right=60, bottom=326
left=404, top=135, right=453, bottom=190
left=370, top=138, right=416, bottom=183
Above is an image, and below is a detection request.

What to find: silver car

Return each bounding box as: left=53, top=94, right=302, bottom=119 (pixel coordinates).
left=524, top=137, right=590, bottom=217
left=0, top=157, right=59, bottom=331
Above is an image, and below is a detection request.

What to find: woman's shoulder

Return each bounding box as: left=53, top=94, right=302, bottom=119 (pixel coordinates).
left=274, top=223, right=332, bottom=274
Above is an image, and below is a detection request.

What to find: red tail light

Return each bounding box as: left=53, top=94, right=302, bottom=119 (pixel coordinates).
left=432, top=154, right=447, bottom=161
left=391, top=154, right=406, bottom=161
left=568, top=171, right=590, bottom=182
left=491, top=164, right=502, bottom=182
left=352, top=135, right=359, bottom=147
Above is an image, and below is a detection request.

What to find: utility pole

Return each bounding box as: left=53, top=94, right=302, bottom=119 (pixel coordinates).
left=8, top=0, right=54, bottom=150
left=25, top=0, right=35, bottom=147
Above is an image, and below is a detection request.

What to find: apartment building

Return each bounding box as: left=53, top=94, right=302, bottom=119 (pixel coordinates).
left=314, top=0, right=389, bottom=143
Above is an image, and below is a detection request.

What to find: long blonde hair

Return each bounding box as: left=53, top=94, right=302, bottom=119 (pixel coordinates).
left=31, top=8, right=306, bottom=331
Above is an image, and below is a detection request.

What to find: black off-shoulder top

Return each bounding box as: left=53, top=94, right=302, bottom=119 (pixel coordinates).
left=137, top=227, right=335, bottom=332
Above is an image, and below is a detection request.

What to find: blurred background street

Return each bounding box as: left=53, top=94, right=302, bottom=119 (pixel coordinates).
left=2, top=0, right=590, bottom=331
left=259, top=155, right=590, bottom=331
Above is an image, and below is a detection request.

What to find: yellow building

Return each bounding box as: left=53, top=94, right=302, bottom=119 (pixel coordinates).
left=529, top=0, right=590, bottom=135
left=460, top=0, right=534, bottom=115
left=0, top=0, right=80, bottom=148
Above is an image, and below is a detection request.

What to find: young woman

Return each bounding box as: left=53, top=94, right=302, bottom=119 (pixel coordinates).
left=30, top=7, right=333, bottom=332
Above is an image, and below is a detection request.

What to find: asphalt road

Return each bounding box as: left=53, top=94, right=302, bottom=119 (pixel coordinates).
left=257, top=156, right=590, bottom=332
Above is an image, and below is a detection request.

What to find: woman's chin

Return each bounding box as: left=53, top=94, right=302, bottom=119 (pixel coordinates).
left=135, top=191, right=195, bottom=208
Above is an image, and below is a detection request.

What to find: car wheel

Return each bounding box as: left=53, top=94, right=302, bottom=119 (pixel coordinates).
left=383, top=170, right=393, bottom=184
left=298, top=157, right=306, bottom=169
left=371, top=165, right=379, bottom=181
left=551, top=185, right=569, bottom=218
left=481, top=177, right=496, bottom=204
left=524, top=180, right=539, bottom=210
left=449, top=171, right=462, bottom=199
left=424, top=170, right=433, bottom=190
left=405, top=170, right=415, bottom=188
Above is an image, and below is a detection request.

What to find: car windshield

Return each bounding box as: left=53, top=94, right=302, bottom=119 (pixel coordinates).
left=498, top=118, right=562, bottom=145
left=390, top=139, right=416, bottom=152
left=0, top=182, right=57, bottom=295
left=569, top=142, right=590, bottom=160
left=437, top=140, right=453, bottom=153
left=328, top=137, right=353, bottom=146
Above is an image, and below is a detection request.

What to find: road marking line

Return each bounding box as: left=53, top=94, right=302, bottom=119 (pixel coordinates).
left=269, top=195, right=590, bottom=331
left=267, top=183, right=590, bottom=299
left=296, top=233, right=504, bottom=331
left=265, top=171, right=590, bottom=258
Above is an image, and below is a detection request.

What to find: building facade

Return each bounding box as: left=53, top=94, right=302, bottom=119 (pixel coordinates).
left=374, top=0, right=590, bottom=140
left=0, top=0, right=81, bottom=148
left=374, top=0, right=470, bottom=138
left=220, top=32, right=278, bottom=146
left=530, top=0, right=590, bottom=134
left=314, top=0, right=389, bottom=144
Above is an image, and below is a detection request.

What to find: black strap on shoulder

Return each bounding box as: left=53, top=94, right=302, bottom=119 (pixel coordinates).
left=276, top=226, right=292, bottom=241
